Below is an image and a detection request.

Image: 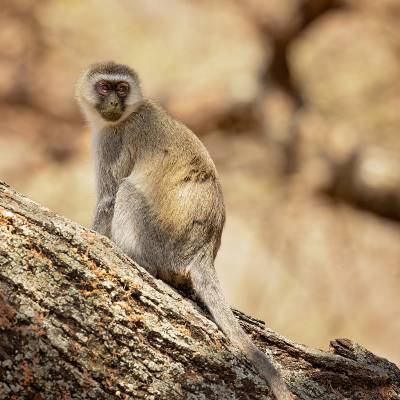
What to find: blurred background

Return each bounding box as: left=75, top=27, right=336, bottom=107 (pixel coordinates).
left=1, top=0, right=399, bottom=365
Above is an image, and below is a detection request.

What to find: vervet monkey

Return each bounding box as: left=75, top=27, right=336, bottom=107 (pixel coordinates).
left=76, top=62, right=292, bottom=400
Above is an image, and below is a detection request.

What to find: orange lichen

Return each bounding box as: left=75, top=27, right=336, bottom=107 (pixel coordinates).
left=15, top=324, right=46, bottom=337
left=213, top=338, right=224, bottom=351
left=82, top=370, right=97, bottom=386
left=86, top=259, right=116, bottom=280
left=62, top=388, right=72, bottom=400
left=81, top=288, right=104, bottom=298
left=30, top=325, right=46, bottom=336
left=0, top=214, right=15, bottom=233
left=71, top=339, right=83, bottom=351
left=127, top=314, right=143, bottom=323
left=175, top=325, right=192, bottom=337
left=21, top=361, right=33, bottom=387
left=0, top=295, right=16, bottom=329
left=30, top=248, right=48, bottom=262
left=34, top=312, right=47, bottom=325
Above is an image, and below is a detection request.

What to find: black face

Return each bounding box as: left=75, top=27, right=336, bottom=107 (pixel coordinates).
left=95, top=80, right=130, bottom=121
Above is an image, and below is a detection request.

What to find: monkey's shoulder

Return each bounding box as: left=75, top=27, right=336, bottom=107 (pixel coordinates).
left=133, top=100, right=198, bottom=140
left=130, top=100, right=214, bottom=161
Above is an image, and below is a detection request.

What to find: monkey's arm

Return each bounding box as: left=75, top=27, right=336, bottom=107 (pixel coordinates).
left=92, top=167, right=118, bottom=238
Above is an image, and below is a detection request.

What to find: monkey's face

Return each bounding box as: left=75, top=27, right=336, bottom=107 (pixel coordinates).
left=94, top=80, right=129, bottom=121
left=76, top=62, right=143, bottom=127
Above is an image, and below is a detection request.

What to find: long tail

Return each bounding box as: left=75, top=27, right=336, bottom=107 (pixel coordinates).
left=190, top=259, right=292, bottom=400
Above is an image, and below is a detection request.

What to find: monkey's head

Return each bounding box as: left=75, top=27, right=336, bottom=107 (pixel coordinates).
left=76, top=61, right=143, bottom=127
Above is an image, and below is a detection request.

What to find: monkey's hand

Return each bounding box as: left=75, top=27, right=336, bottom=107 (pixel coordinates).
left=92, top=196, right=115, bottom=238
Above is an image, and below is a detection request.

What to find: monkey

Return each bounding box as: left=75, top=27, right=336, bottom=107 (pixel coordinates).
left=76, top=61, right=292, bottom=400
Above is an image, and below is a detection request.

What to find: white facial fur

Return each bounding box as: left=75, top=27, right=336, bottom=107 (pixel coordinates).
left=76, top=70, right=143, bottom=131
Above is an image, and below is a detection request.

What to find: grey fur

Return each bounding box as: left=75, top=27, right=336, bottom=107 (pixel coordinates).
left=76, top=62, right=292, bottom=400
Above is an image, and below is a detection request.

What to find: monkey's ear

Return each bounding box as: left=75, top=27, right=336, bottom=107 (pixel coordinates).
left=75, top=66, right=102, bottom=107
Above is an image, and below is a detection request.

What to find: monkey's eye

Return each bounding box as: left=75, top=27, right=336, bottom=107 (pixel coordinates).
left=96, top=81, right=111, bottom=96
left=117, top=82, right=129, bottom=97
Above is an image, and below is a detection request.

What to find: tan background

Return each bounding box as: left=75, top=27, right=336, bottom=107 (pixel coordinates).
left=1, top=0, right=399, bottom=365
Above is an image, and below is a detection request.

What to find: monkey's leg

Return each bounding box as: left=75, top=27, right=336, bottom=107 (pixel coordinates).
left=92, top=195, right=115, bottom=238
left=111, top=179, right=159, bottom=277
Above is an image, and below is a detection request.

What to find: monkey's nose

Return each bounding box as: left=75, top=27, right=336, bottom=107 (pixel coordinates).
left=110, top=100, right=119, bottom=107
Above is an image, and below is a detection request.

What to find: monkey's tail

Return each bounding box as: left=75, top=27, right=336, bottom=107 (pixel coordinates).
left=190, top=257, right=292, bottom=400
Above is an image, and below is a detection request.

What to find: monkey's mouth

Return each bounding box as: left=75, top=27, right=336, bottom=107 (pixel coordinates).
left=100, top=111, right=123, bottom=121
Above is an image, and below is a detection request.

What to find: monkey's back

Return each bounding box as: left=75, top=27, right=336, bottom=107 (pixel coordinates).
left=123, top=101, right=225, bottom=268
